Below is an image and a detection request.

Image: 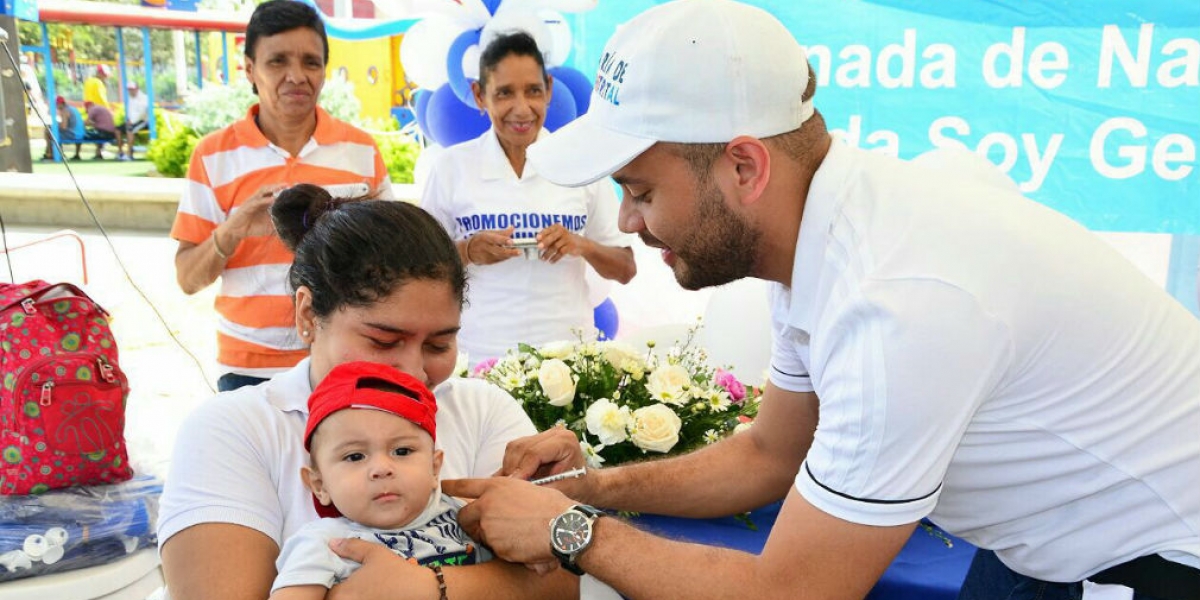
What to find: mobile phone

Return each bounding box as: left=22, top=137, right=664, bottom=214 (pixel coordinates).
left=510, top=237, right=540, bottom=259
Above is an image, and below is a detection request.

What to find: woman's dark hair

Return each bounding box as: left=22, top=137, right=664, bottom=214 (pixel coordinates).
left=245, top=0, right=329, bottom=94
left=272, top=184, right=466, bottom=319
left=478, top=31, right=548, bottom=91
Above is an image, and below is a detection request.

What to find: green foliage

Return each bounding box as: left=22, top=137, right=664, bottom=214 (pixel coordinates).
left=317, top=77, right=364, bottom=126
left=362, top=117, right=420, bottom=185
left=374, top=133, right=421, bottom=185
left=181, top=82, right=257, bottom=135
left=147, top=125, right=200, bottom=178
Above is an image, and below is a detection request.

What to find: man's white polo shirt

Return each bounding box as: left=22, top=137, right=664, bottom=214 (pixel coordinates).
left=769, top=138, right=1200, bottom=581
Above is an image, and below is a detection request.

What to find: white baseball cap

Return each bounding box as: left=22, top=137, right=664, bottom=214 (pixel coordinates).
left=527, top=0, right=813, bottom=187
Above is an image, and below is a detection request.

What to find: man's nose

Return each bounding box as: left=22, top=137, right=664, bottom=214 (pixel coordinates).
left=618, top=198, right=644, bottom=234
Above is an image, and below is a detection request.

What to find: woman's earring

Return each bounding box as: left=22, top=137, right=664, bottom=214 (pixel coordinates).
left=302, top=329, right=310, bottom=339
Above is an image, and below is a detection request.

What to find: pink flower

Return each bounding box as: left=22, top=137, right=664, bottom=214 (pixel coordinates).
left=714, top=369, right=746, bottom=402
left=472, top=357, right=498, bottom=377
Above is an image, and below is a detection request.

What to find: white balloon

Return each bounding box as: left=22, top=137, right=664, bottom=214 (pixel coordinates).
left=401, top=14, right=469, bottom=90
left=480, top=11, right=552, bottom=60
left=462, top=44, right=482, bottom=81
left=540, top=10, right=573, bottom=67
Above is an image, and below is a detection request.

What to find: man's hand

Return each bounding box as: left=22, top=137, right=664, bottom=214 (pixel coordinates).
left=327, top=538, right=434, bottom=600
left=467, top=227, right=521, bottom=265
left=498, top=427, right=587, bottom=480
left=225, top=184, right=287, bottom=243
left=443, top=478, right=575, bottom=566
left=536, top=224, right=590, bottom=264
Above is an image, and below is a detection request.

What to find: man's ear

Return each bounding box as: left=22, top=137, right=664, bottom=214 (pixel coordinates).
left=724, top=136, right=771, bottom=206
left=301, top=465, right=331, bottom=507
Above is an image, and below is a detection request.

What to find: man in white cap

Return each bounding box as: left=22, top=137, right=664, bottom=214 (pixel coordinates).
left=115, top=80, right=149, bottom=161
left=439, top=1, right=1200, bottom=599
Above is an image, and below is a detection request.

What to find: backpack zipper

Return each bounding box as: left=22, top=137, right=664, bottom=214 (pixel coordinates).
left=13, top=354, right=123, bottom=409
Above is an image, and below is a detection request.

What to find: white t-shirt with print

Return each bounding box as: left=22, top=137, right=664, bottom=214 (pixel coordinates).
left=421, top=128, right=635, bottom=363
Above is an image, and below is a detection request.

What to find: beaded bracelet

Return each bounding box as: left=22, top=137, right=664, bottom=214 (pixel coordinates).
left=429, top=564, right=448, bottom=600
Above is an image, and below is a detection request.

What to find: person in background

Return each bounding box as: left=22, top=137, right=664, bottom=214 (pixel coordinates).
left=115, top=81, right=149, bottom=161
left=159, top=186, right=576, bottom=600
left=443, top=2, right=1200, bottom=600
left=19, top=53, right=47, bottom=119
left=41, top=95, right=77, bottom=161
left=82, top=64, right=110, bottom=110
left=77, top=100, right=117, bottom=160
left=170, top=0, right=393, bottom=392
left=421, top=31, right=636, bottom=366
left=270, top=361, right=493, bottom=600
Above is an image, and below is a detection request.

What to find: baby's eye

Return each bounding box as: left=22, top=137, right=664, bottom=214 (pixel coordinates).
left=392, top=448, right=412, bottom=457
left=343, top=452, right=365, bottom=462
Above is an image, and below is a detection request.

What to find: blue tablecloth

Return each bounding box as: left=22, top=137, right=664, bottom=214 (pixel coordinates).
left=630, top=502, right=975, bottom=600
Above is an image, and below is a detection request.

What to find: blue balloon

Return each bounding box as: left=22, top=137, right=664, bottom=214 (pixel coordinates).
left=544, top=78, right=578, bottom=132
left=446, top=29, right=482, bottom=108
left=593, top=297, right=619, bottom=341
left=426, top=83, right=490, bottom=147
left=548, top=66, right=593, bottom=115
left=412, top=88, right=434, bottom=143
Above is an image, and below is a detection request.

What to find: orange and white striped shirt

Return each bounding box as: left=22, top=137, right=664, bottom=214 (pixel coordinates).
left=171, top=105, right=393, bottom=377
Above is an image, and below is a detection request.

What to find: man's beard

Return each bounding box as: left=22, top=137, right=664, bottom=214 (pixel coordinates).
left=670, top=181, right=760, bottom=291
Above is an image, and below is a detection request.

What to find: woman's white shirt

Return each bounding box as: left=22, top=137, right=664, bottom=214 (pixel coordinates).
left=421, top=128, right=635, bottom=363
left=157, top=358, right=537, bottom=549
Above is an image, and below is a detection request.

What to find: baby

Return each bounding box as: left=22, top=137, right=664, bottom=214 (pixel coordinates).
left=270, top=361, right=490, bottom=599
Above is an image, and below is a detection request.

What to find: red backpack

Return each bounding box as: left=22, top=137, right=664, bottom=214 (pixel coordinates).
left=0, top=280, right=133, bottom=495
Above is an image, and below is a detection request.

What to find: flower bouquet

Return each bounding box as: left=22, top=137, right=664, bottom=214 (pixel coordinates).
left=476, top=324, right=762, bottom=467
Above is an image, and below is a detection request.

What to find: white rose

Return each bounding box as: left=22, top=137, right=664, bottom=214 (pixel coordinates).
left=645, top=364, right=693, bottom=405
left=585, top=398, right=632, bottom=446
left=538, top=359, right=576, bottom=407
left=630, top=404, right=682, bottom=453
left=600, top=341, right=646, bottom=374
left=539, top=340, right=575, bottom=360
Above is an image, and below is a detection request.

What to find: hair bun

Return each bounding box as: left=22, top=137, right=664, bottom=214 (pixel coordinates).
left=271, top=183, right=334, bottom=251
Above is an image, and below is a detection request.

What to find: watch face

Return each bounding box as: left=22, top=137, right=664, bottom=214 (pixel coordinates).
left=551, top=510, right=593, bottom=554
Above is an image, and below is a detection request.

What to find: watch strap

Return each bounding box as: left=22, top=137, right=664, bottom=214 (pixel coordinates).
left=551, top=504, right=604, bottom=575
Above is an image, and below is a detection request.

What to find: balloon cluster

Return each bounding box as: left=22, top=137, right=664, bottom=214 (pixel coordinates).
left=399, top=0, right=598, bottom=147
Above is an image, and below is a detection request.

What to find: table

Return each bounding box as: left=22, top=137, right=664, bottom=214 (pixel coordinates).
left=631, top=502, right=975, bottom=600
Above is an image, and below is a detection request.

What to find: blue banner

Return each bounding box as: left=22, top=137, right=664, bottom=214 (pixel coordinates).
left=570, top=1, right=1200, bottom=234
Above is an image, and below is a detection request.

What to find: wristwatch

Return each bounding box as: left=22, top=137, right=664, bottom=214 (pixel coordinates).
left=549, top=504, right=604, bottom=575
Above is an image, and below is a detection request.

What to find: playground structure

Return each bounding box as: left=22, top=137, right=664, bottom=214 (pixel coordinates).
left=20, top=0, right=249, bottom=160
left=17, top=1, right=431, bottom=157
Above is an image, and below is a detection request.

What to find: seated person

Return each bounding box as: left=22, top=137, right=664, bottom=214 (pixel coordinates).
left=76, top=101, right=117, bottom=160
left=41, top=96, right=78, bottom=160
left=115, top=81, right=149, bottom=161
left=270, top=361, right=490, bottom=599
